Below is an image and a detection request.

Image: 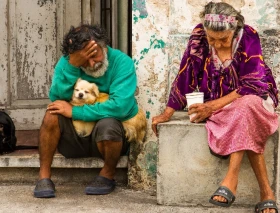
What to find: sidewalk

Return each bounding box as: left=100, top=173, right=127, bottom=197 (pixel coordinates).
left=0, top=183, right=252, bottom=213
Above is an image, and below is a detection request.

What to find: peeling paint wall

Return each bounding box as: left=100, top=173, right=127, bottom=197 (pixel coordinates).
left=131, top=0, right=169, bottom=190
left=132, top=0, right=280, bottom=190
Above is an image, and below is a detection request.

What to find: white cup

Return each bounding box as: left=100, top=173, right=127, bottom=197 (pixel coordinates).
left=185, top=92, right=204, bottom=120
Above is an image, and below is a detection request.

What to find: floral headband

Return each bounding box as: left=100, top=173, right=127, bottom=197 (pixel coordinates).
left=205, top=14, right=236, bottom=23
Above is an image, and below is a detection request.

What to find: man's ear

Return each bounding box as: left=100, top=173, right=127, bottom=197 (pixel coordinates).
left=91, top=83, right=100, bottom=97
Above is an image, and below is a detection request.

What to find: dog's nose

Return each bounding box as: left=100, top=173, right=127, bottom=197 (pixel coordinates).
left=78, top=93, right=84, bottom=98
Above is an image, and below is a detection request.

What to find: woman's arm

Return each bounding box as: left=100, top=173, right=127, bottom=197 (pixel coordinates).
left=188, top=90, right=242, bottom=123
left=152, top=107, right=175, bottom=137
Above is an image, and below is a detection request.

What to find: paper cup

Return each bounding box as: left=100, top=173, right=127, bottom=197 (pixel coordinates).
left=185, top=92, right=204, bottom=120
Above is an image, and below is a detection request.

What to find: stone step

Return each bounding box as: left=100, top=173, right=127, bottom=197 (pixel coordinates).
left=0, top=150, right=128, bottom=168
left=0, top=130, right=128, bottom=184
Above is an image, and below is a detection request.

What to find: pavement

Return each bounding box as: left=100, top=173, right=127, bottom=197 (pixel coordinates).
left=0, top=183, right=254, bottom=213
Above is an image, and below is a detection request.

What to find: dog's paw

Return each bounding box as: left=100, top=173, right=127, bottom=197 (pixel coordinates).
left=77, top=130, right=89, bottom=138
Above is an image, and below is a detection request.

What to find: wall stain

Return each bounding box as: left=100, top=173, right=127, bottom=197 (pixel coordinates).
left=135, top=36, right=166, bottom=68
left=38, top=26, right=43, bottom=39
left=37, top=0, right=54, bottom=7
left=146, top=111, right=150, bottom=119
left=256, top=0, right=275, bottom=26
left=133, top=15, right=139, bottom=24
left=133, top=0, right=148, bottom=19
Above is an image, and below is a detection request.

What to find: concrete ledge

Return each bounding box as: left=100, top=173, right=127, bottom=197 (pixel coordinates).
left=157, top=111, right=279, bottom=207
left=0, top=130, right=128, bottom=168
left=0, top=167, right=128, bottom=184
left=0, top=150, right=128, bottom=168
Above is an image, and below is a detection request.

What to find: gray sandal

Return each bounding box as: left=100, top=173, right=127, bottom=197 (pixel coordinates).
left=209, top=186, right=235, bottom=207
left=34, top=178, right=55, bottom=198
left=255, top=200, right=278, bottom=213
left=85, top=176, right=116, bottom=195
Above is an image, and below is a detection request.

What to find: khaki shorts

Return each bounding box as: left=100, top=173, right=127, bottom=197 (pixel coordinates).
left=57, top=115, right=129, bottom=159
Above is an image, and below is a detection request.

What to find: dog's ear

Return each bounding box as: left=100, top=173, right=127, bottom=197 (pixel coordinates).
left=74, top=78, right=82, bottom=88
left=91, top=83, right=100, bottom=97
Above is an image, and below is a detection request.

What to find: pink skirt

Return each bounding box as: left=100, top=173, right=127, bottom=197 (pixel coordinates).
left=206, top=95, right=278, bottom=156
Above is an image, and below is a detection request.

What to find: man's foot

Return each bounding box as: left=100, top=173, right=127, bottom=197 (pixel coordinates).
left=34, top=178, right=55, bottom=198
left=85, top=176, right=116, bottom=195
left=255, top=200, right=278, bottom=213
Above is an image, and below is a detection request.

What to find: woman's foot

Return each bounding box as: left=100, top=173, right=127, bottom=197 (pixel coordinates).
left=255, top=199, right=278, bottom=213
left=212, top=178, right=237, bottom=204
left=256, top=191, right=277, bottom=213
left=210, top=151, right=243, bottom=206
left=211, top=185, right=236, bottom=204
left=209, top=186, right=235, bottom=207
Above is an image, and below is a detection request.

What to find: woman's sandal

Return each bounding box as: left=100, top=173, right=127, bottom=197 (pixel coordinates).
left=209, top=186, right=235, bottom=207
left=255, top=200, right=278, bottom=213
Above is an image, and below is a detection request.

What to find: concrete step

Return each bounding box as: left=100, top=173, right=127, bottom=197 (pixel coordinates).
left=157, top=111, right=280, bottom=208
left=0, top=149, right=128, bottom=168
left=0, top=130, right=128, bottom=184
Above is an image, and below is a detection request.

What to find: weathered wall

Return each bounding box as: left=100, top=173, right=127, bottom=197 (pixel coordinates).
left=131, top=0, right=280, bottom=190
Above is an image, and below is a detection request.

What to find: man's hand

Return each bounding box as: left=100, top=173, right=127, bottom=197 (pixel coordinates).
left=188, top=102, right=213, bottom=123
left=69, top=40, right=98, bottom=67
left=47, top=100, right=73, bottom=118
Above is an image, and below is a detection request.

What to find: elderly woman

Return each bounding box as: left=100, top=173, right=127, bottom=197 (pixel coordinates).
left=152, top=2, right=278, bottom=213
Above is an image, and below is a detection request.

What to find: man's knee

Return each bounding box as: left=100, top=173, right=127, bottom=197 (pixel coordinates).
left=41, top=111, right=59, bottom=130
left=93, top=118, right=124, bottom=146
left=95, top=118, right=123, bottom=135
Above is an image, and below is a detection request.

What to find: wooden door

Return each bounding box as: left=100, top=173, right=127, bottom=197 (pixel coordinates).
left=0, top=0, right=84, bottom=130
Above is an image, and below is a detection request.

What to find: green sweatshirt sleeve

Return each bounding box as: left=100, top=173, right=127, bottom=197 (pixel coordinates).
left=72, top=55, right=138, bottom=122
left=49, top=56, right=81, bottom=102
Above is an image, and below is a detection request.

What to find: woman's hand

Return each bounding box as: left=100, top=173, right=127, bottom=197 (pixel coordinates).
left=188, top=102, right=214, bottom=123
left=69, top=40, right=98, bottom=67
left=188, top=90, right=242, bottom=123
left=152, top=107, right=175, bottom=137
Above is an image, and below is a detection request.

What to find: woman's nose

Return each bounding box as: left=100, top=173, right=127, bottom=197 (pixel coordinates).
left=214, top=41, right=221, bottom=49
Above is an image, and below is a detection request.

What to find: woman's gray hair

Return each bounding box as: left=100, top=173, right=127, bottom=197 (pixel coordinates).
left=200, top=2, right=245, bottom=37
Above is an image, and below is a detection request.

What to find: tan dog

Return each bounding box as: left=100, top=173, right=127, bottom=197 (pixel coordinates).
left=70, top=78, right=147, bottom=143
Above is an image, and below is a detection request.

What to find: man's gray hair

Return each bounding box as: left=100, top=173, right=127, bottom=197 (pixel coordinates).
left=200, top=2, right=245, bottom=37
left=61, top=24, right=110, bottom=56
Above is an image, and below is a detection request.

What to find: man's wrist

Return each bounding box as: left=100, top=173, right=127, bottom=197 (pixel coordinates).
left=68, top=57, right=80, bottom=68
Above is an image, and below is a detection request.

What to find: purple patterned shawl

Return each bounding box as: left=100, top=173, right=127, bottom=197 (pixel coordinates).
left=167, top=24, right=279, bottom=110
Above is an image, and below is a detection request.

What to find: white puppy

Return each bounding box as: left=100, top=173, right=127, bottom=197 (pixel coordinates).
left=70, top=78, right=100, bottom=137
left=70, top=78, right=147, bottom=143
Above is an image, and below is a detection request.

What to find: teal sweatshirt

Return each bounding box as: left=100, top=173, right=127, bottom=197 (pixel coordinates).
left=49, top=46, right=138, bottom=122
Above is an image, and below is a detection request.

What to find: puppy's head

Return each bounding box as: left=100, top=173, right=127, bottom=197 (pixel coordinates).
left=72, top=78, right=99, bottom=105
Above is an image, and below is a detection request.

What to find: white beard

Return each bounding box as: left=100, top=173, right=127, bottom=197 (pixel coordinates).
left=81, top=50, right=109, bottom=78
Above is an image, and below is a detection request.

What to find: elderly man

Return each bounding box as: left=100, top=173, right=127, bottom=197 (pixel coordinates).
left=34, top=24, right=138, bottom=198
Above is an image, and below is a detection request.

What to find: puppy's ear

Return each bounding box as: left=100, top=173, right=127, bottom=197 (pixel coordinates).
left=91, top=83, right=100, bottom=97
left=74, top=78, right=81, bottom=89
